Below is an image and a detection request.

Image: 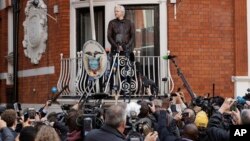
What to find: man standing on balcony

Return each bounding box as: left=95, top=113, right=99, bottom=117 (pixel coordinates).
left=107, top=4, right=135, bottom=54
left=107, top=4, right=135, bottom=98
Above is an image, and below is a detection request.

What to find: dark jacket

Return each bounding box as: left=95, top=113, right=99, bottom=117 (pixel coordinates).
left=0, top=127, right=15, bottom=141
left=156, top=110, right=197, bottom=141
left=85, top=124, right=125, bottom=141
left=53, top=121, right=69, bottom=141
left=8, top=128, right=17, bottom=139
left=157, top=110, right=179, bottom=141
left=206, top=111, right=230, bottom=141
left=107, top=18, right=135, bottom=53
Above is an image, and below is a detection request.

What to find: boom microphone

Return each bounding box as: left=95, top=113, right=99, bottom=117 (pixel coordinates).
left=162, top=55, right=176, bottom=60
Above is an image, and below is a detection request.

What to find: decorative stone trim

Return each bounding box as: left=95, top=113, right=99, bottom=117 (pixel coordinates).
left=22, top=0, right=48, bottom=64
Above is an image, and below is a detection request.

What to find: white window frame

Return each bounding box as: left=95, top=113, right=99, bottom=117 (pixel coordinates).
left=70, top=0, right=168, bottom=59
left=70, top=0, right=168, bottom=94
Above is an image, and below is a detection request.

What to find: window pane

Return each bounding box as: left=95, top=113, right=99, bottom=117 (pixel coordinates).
left=76, top=7, right=105, bottom=52
left=125, top=6, right=159, bottom=56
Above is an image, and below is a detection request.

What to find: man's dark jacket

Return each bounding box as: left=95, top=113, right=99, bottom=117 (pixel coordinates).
left=107, top=18, right=135, bottom=53
left=206, top=111, right=230, bottom=141
left=85, top=124, right=126, bottom=141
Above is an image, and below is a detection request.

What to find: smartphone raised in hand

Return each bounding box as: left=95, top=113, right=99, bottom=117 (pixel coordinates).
left=230, top=101, right=237, bottom=111
left=170, top=105, right=178, bottom=113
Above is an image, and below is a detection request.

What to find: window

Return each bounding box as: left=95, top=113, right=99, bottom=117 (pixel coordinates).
left=76, top=4, right=159, bottom=56
left=76, top=6, right=105, bottom=52
left=125, top=5, right=159, bottom=56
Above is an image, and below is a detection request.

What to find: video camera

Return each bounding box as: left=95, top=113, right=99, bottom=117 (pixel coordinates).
left=125, top=102, right=154, bottom=141
left=76, top=114, right=96, bottom=136
left=126, top=116, right=153, bottom=141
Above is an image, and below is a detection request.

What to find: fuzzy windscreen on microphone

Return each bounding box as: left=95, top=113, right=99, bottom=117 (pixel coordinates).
left=126, top=102, right=141, bottom=118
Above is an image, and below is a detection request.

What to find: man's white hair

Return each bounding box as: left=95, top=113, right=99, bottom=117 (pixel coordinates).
left=115, top=4, right=125, bottom=16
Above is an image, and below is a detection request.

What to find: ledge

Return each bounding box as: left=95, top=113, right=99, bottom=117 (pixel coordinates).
left=231, top=76, right=250, bottom=82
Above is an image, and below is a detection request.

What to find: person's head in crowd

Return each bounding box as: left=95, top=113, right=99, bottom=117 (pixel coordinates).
left=19, top=126, right=38, bottom=141
left=182, top=108, right=196, bottom=124
left=152, top=99, right=162, bottom=110
left=182, top=123, right=199, bottom=141
left=162, top=97, right=171, bottom=110
left=1, top=109, right=17, bottom=129
left=105, top=102, right=127, bottom=133
left=138, top=101, right=151, bottom=118
left=240, top=109, right=250, bottom=124
left=126, top=102, right=141, bottom=118
left=114, top=4, right=125, bottom=20
left=23, top=108, right=37, bottom=122
left=47, top=112, right=58, bottom=123
left=33, top=121, right=46, bottom=131
left=65, top=109, right=83, bottom=132
left=35, top=125, right=60, bottom=141
left=194, top=110, right=208, bottom=129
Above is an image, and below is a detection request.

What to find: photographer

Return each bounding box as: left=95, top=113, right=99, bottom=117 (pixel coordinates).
left=152, top=103, right=199, bottom=141
left=85, top=103, right=158, bottom=141
left=205, top=97, right=250, bottom=141
left=151, top=99, right=181, bottom=138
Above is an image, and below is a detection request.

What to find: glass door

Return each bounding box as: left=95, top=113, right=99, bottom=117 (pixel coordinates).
left=125, top=5, right=159, bottom=56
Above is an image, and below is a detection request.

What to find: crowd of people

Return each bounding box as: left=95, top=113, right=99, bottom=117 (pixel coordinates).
left=0, top=91, right=249, bottom=141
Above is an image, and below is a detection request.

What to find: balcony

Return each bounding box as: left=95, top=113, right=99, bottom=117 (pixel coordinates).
left=57, top=51, right=168, bottom=102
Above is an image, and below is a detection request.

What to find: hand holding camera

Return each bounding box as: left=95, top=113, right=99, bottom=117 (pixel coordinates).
left=231, top=108, right=241, bottom=125
left=144, top=131, right=158, bottom=141
left=218, top=98, right=235, bottom=114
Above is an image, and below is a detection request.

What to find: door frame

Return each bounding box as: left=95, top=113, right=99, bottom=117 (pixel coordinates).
left=70, top=0, right=168, bottom=94
left=70, top=0, right=168, bottom=58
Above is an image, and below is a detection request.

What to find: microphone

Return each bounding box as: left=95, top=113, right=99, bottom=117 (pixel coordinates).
left=115, top=34, right=123, bottom=45
left=237, top=96, right=246, bottom=105
left=115, top=34, right=123, bottom=52
left=162, top=55, right=177, bottom=60
left=129, top=52, right=135, bottom=62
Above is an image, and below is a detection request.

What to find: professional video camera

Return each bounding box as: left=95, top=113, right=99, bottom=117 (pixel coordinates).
left=233, top=88, right=250, bottom=111
left=190, top=95, right=215, bottom=118
left=127, top=118, right=153, bottom=141
left=77, top=114, right=103, bottom=133
left=69, top=92, right=109, bottom=139
left=125, top=102, right=154, bottom=141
